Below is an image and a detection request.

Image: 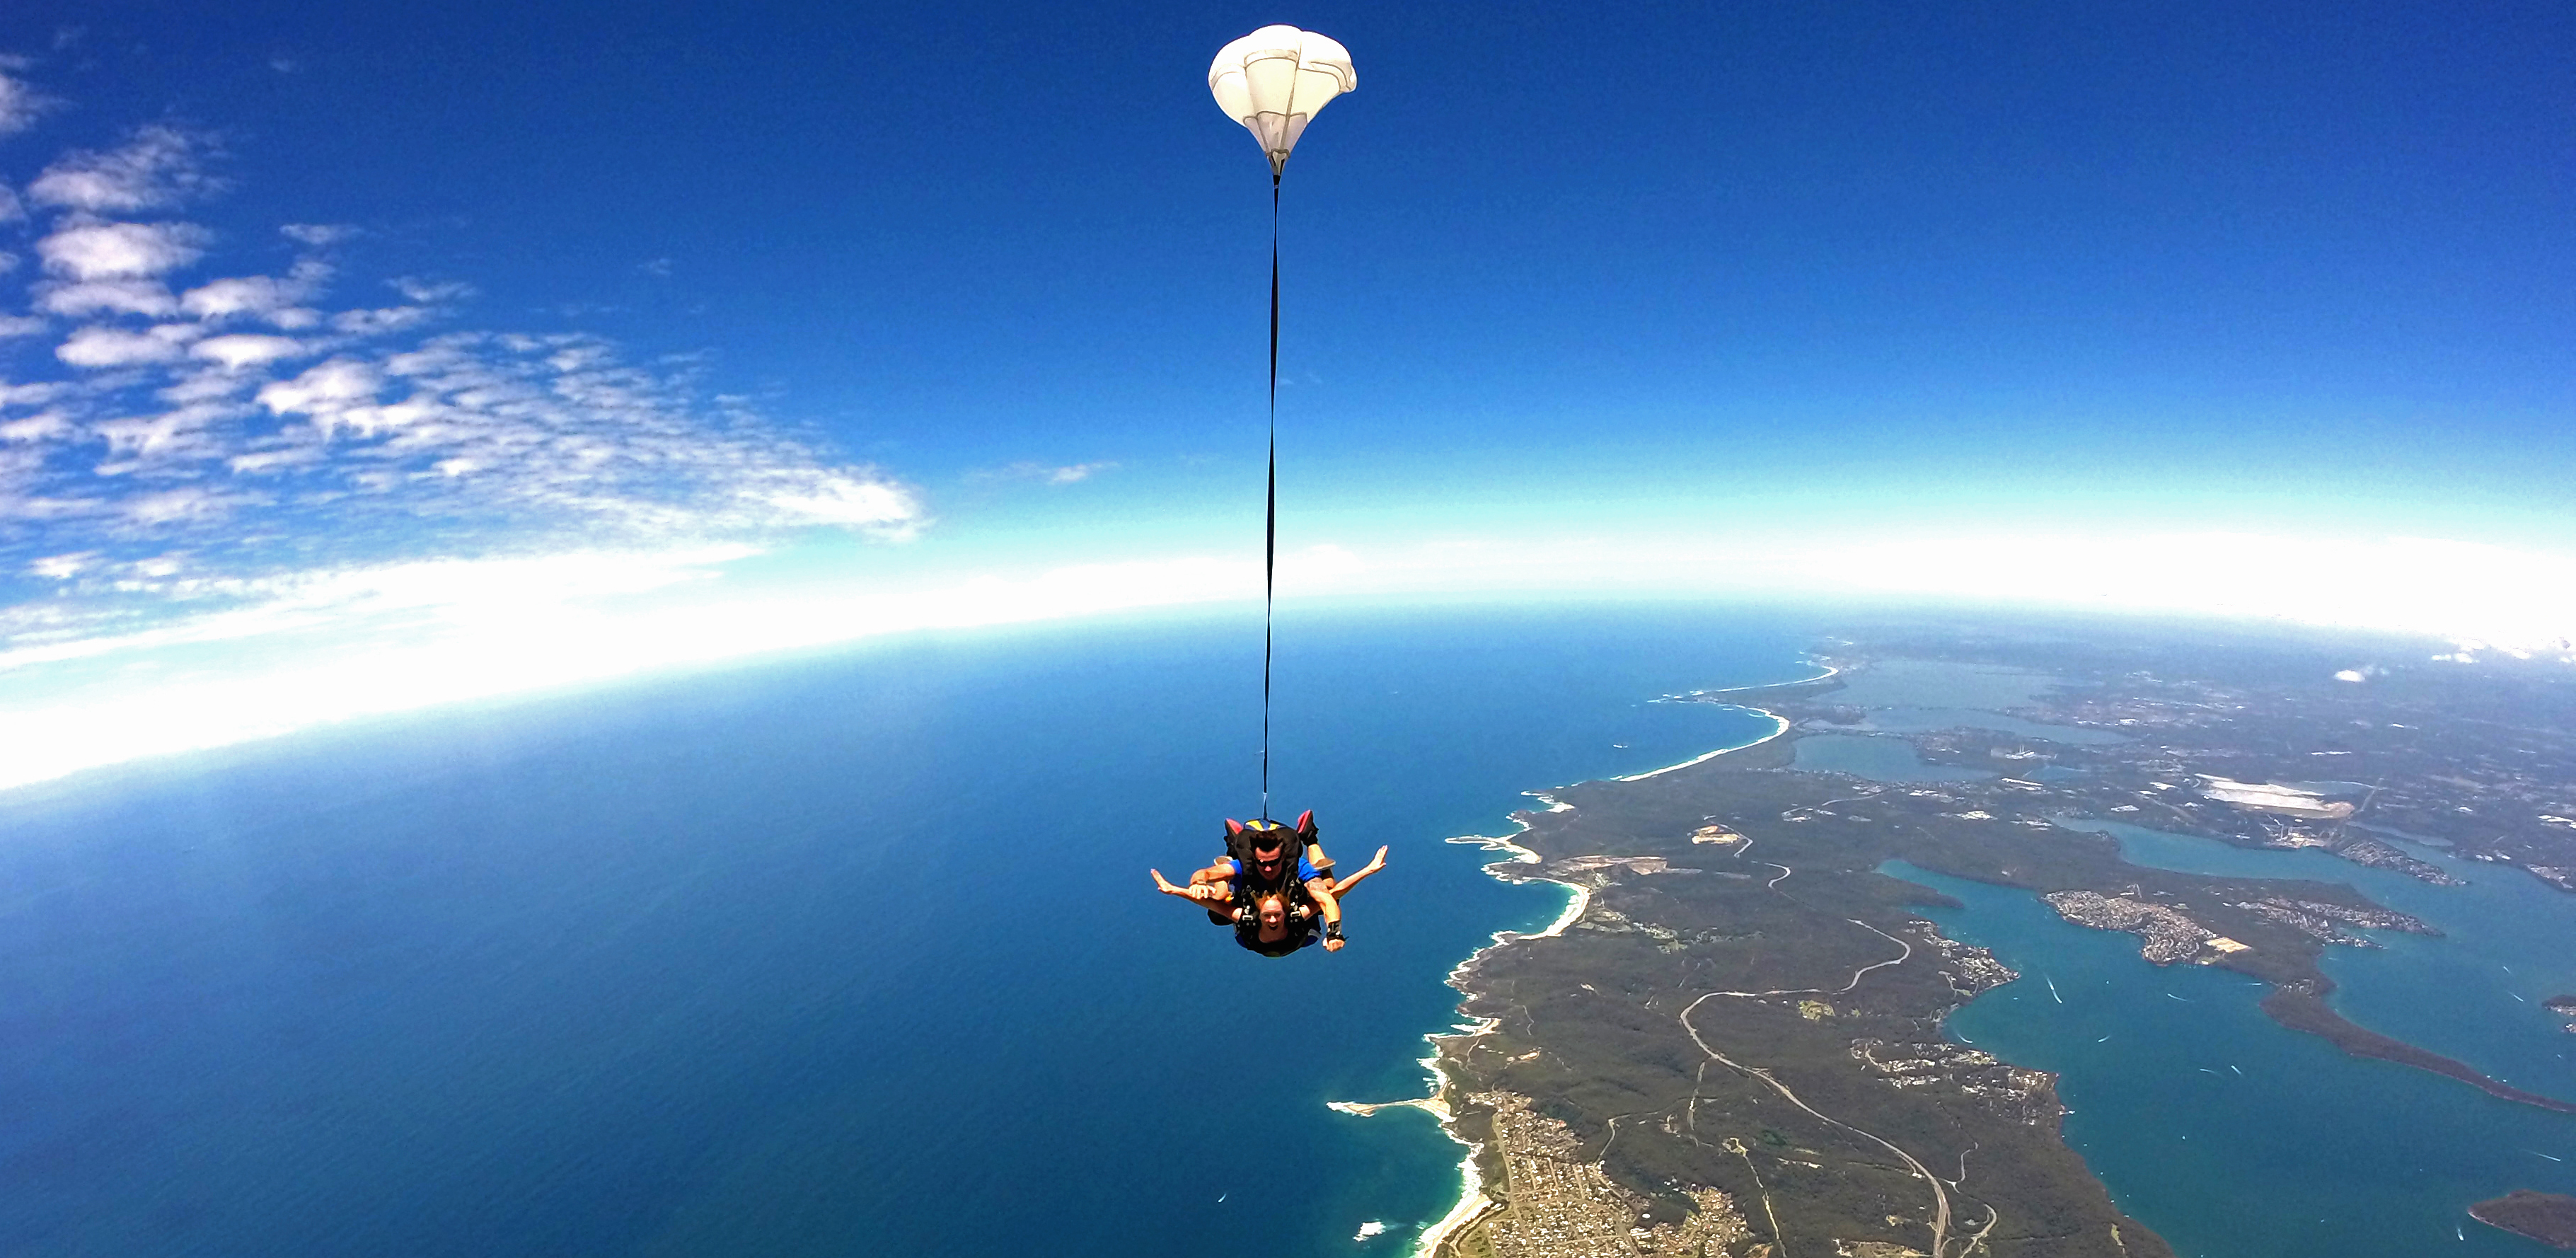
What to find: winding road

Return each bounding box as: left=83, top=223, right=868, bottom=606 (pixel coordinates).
left=1675, top=847, right=1997, bottom=1258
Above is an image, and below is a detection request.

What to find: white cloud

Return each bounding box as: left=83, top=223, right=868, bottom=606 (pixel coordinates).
left=190, top=333, right=306, bottom=370
left=280, top=224, right=356, bottom=247
left=37, top=220, right=210, bottom=280
left=972, top=459, right=1121, bottom=485
left=57, top=325, right=187, bottom=367
left=1041, top=461, right=1116, bottom=484
left=255, top=357, right=382, bottom=424
left=758, top=473, right=922, bottom=529
left=183, top=272, right=323, bottom=322
left=1219, top=530, right=2576, bottom=662
left=1, top=523, right=2570, bottom=799
left=0, top=73, right=49, bottom=137
left=0, top=411, right=72, bottom=442
left=0, top=109, right=942, bottom=792
left=0, top=547, right=1245, bottom=791
left=17, top=305, right=922, bottom=565
left=28, top=126, right=216, bottom=212
left=391, top=277, right=473, bottom=304
left=28, top=552, right=91, bottom=579
left=97, top=402, right=238, bottom=462
left=37, top=278, right=178, bottom=318
left=330, top=305, right=434, bottom=335
left=118, top=485, right=264, bottom=526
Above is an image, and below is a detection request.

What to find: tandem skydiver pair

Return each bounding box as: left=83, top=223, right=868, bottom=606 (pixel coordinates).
left=1149, top=811, right=1387, bottom=957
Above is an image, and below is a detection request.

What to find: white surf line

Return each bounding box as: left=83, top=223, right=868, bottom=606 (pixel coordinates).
left=1327, top=1097, right=1449, bottom=1119
left=2046, top=975, right=2063, bottom=1004
left=1615, top=710, right=1792, bottom=783
left=1361, top=709, right=1805, bottom=1257
left=1334, top=802, right=1567, bottom=1258
left=1410, top=1149, right=1496, bottom=1258
left=1663, top=660, right=1843, bottom=700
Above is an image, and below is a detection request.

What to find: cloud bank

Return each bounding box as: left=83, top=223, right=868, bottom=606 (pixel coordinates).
left=4, top=524, right=2570, bottom=794
left=0, top=112, right=924, bottom=679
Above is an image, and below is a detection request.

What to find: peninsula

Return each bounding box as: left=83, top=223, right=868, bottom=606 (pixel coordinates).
left=1353, top=625, right=2576, bottom=1258
left=2471, top=1190, right=2576, bottom=1250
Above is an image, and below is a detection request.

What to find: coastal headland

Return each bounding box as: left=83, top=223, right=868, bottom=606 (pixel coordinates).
left=1343, top=633, right=2576, bottom=1258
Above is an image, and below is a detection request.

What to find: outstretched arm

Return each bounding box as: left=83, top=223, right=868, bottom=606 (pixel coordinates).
left=1303, top=877, right=1344, bottom=950
left=1328, top=846, right=1390, bottom=899
left=1151, top=869, right=1227, bottom=907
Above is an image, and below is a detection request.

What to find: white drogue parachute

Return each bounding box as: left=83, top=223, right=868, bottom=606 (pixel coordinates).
left=1208, top=25, right=1357, bottom=178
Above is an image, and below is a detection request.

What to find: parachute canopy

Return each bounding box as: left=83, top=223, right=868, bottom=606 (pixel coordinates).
left=1208, top=25, right=1356, bottom=177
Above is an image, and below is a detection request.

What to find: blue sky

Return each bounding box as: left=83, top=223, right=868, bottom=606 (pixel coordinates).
left=0, top=1, right=2570, bottom=781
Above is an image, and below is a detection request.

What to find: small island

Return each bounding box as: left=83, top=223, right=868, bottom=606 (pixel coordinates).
left=2471, top=1190, right=2576, bottom=1250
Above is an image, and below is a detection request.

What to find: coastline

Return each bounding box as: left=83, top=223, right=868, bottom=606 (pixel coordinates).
left=1320, top=634, right=2576, bottom=1258
left=1328, top=712, right=1796, bottom=1258
left=1613, top=711, right=1789, bottom=782
left=1662, top=660, right=1841, bottom=700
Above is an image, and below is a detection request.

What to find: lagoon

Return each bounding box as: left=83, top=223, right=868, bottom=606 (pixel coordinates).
left=2057, top=817, right=2576, bottom=1106
left=1792, top=732, right=1997, bottom=783
left=1893, top=858, right=2576, bottom=1257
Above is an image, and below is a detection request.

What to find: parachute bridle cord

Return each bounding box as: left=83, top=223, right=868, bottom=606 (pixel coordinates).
left=1261, top=171, right=1280, bottom=824
left=1210, top=23, right=1353, bottom=826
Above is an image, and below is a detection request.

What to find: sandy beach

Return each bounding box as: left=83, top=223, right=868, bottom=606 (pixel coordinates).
left=1329, top=706, right=1796, bottom=1258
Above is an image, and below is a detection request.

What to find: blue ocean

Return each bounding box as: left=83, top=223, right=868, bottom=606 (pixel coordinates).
left=8, top=606, right=2573, bottom=1256
left=0, top=605, right=1798, bottom=1256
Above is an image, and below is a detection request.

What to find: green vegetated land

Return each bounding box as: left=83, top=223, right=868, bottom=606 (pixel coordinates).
left=1431, top=629, right=2576, bottom=1258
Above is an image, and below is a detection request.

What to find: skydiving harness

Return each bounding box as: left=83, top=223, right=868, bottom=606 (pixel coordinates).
left=1221, top=811, right=1328, bottom=931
